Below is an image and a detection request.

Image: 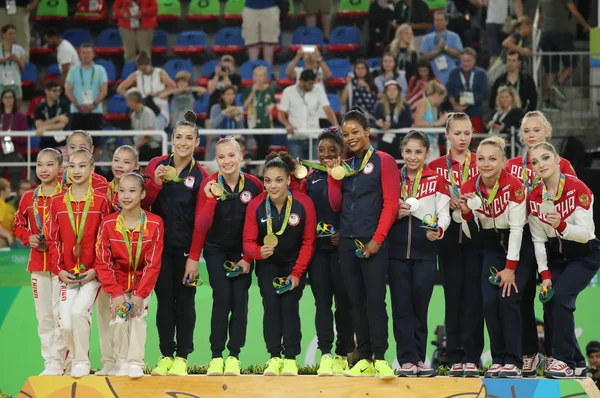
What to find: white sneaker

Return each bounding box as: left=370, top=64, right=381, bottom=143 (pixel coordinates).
left=417, top=362, right=436, bottom=378
left=39, top=367, right=63, bottom=376
left=114, top=364, right=129, bottom=376
left=546, top=360, right=574, bottom=379
left=498, top=364, right=522, bottom=378
left=544, top=356, right=556, bottom=375
left=128, top=365, right=144, bottom=379
left=463, top=363, right=479, bottom=377
left=95, top=363, right=116, bottom=376
left=70, top=364, right=90, bottom=378
left=575, top=367, right=587, bottom=377
left=522, top=354, right=540, bottom=377
left=449, top=363, right=464, bottom=377
left=396, top=363, right=418, bottom=377
left=484, top=364, right=502, bottom=378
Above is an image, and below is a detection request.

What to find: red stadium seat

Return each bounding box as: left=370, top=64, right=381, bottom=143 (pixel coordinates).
left=73, top=0, right=107, bottom=22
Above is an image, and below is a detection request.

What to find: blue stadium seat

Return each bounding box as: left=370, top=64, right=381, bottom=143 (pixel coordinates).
left=193, top=94, right=210, bottom=120
left=119, top=61, right=136, bottom=83
left=276, top=61, right=300, bottom=88
left=104, top=94, right=131, bottom=123
left=289, top=27, right=324, bottom=53
left=268, top=134, right=288, bottom=152
left=367, top=57, right=382, bottom=72
left=240, top=60, right=272, bottom=87
left=327, top=26, right=361, bottom=53
left=152, top=29, right=169, bottom=55
left=211, top=28, right=244, bottom=55
left=172, top=31, right=207, bottom=56
left=43, top=63, right=60, bottom=84
left=95, top=28, right=124, bottom=56
left=327, top=94, right=341, bottom=116
left=94, top=59, right=116, bottom=86
left=326, top=58, right=352, bottom=88
left=21, top=63, right=37, bottom=88
left=198, top=60, right=220, bottom=86
left=62, top=28, right=91, bottom=48
left=163, top=59, right=194, bottom=80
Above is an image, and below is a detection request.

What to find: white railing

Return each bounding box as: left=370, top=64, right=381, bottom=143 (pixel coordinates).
left=532, top=5, right=542, bottom=89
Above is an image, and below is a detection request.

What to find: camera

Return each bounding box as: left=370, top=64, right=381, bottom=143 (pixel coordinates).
left=301, top=45, right=316, bottom=54
left=221, top=66, right=229, bottom=73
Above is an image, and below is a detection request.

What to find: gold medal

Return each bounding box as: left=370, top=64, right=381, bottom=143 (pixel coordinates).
left=331, top=165, right=346, bottom=181
left=210, top=183, right=224, bottom=197
left=294, top=165, right=308, bottom=179
left=73, top=244, right=82, bottom=258
left=264, top=233, right=278, bottom=247
left=164, top=166, right=177, bottom=181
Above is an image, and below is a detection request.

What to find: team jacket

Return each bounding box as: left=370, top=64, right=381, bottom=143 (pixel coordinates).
left=461, top=170, right=526, bottom=269
left=301, top=169, right=340, bottom=251
left=13, top=185, right=64, bottom=272
left=505, top=155, right=575, bottom=190
left=58, top=172, right=109, bottom=191
left=193, top=172, right=264, bottom=262
left=106, top=180, right=121, bottom=213
left=243, top=191, right=317, bottom=279
left=45, top=188, right=111, bottom=274
left=527, top=175, right=597, bottom=281
left=95, top=211, right=164, bottom=299
left=388, top=167, right=451, bottom=260
left=327, top=150, right=400, bottom=244
left=143, top=155, right=208, bottom=260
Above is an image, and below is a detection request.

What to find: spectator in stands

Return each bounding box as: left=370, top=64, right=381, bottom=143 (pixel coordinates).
left=539, top=0, right=590, bottom=111
left=375, top=53, right=408, bottom=100
left=501, top=16, right=533, bottom=59
left=0, top=87, right=27, bottom=190
left=373, top=80, right=412, bottom=159
left=485, top=0, right=523, bottom=65
left=390, top=0, right=432, bottom=51
left=242, top=65, right=275, bottom=160
left=490, top=51, right=537, bottom=113
left=117, top=51, right=174, bottom=131
left=236, top=136, right=257, bottom=175
left=0, top=177, right=14, bottom=247
left=34, top=81, right=71, bottom=149
left=207, top=55, right=242, bottom=125
left=43, top=28, right=81, bottom=88
left=586, top=341, right=600, bottom=390
left=159, top=71, right=206, bottom=132
left=286, top=47, right=332, bottom=87
left=413, top=81, right=447, bottom=159
left=389, top=24, right=419, bottom=83
left=0, top=24, right=24, bottom=109
left=7, top=178, right=30, bottom=208
left=242, top=0, right=279, bottom=66
left=487, top=86, right=523, bottom=137
left=127, top=89, right=160, bottom=161
left=406, top=59, right=439, bottom=115
left=113, top=0, right=157, bottom=63
left=446, top=48, right=488, bottom=133
left=278, top=69, right=338, bottom=159
left=209, top=86, right=244, bottom=158
left=420, top=10, right=463, bottom=85
left=0, top=0, right=36, bottom=61
left=340, top=59, right=378, bottom=118
left=304, top=0, right=331, bottom=42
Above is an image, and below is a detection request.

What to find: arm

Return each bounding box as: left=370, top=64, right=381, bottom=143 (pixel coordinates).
left=506, top=196, right=526, bottom=269
left=113, top=0, right=127, bottom=18
left=339, top=83, right=349, bottom=106
left=373, top=153, right=401, bottom=244
left=94, top=83, right=108, bottom=106
left=209, top=104, right=226, bottom=129
left=136, top=219, right=164, bottom=299
left=326, top=175, right=343, bottom=212
left=513, top=0, right=523, bottom=17
left=421, top=48, right=441, bottom=61
left=207, top=72, right=220, bottom=94
left=319, top=60, right=332, bottom=81
left=94, top=223, right=123, bottom=299
left=435, top=180, right=452, bottom=237
left=159, top=69, right=176, bottom=90
left=15, top=52, right=25, bottom=73
left=194, top=177, right=218, bottom=236
left=141, top=0, right=158, bottom=17
left=44, top=199, right=64, bottom=274
left=567, top=2, right=591, bottom=31
left=286, top=54, right=302, bottom=79
left=556, top=197, right=595, bottom=243
left=242, top=198, right=263, bottom=260
left=158, top=87, right=177, bottom=99
left=528, top=213, right=551, bottom=281
left=59, top=64, right=70, bottom=87
left=0, top=224, right=13, bottom=242
left=12, top=195, right=33, bottom=244
left=502, top=35, right=526, bottom=54
left=278, top=110, right=294, bottom=131
left=141, top=156, right=163, bottom=207
left=116, top=73, right=136, bottom=96
left=242, top=87, right=255, bottom=109
left=290, top=196, right=317, bottom=279
left=187, top=168, right=210, bottom=261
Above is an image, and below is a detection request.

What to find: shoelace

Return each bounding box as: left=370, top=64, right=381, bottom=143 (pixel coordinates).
left=523, top=357, right=534, bottom=368
left=402, top=363, right=414, bottom=369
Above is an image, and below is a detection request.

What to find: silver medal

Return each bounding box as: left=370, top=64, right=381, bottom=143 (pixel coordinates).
left=405, top=197, right=420, bottom=212
left=452, top=209, right=464, bottom=223
left=540, top=201, right=555, bottom=214
left=467, top=196, right=483, bottom=210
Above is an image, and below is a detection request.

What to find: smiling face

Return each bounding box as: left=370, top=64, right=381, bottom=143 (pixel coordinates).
left=354, top=62, right=368, bottom=79
left=342, top=120, right=370, bottom=153
left=461, top=53, right=475, bottom=72
left=67, top=133, right=93, bottom=158
left=36, top=152, right=61, bottom=184
left=68, top=152, right=94, bottom=185
left=172, top=125, right=199, bottom=159
left=264, top=166, right=290, bottom=202
left=112, top=148, right=138, bottom=181
left=118, top=175, right=146, bottom=211
left=418, top=66, right=430, bottom=79
left=529, top=146, right=560, bottom=180
left=318, top=138, right=341, bottom=166
left=498, top=90, right=513, bottom=109
left=434, top=13, right=448, bottom=32
left=476, top=144, right=505, bottom=181
left=216, top=141, right=242, bottom=176
left=2, top=27, right=16, bottom=43
left=521, top=116, right=550, bottom=149
left=402, top=139, right=429, bottom=172
left=446, top=118, right=472, bottom=153
left=400, top=28, right=413, bottom=45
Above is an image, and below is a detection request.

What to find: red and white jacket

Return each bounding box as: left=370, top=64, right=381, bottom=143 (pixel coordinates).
left=58, top=171, right=109, bottom=191
left=505, top=155, right=575, bottom=190
left=462, top=170, right=526, bottom=269
left=527, top=175, right=595, bottom=281
left=95, top=211, right=164, bottom=299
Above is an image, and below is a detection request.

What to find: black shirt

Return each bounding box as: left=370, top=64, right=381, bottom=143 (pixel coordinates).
left=391, top=0, right=433, bottom=36
left=0, top=0, right=30, bottom=7
left=207, top=72, right=242, bottom=114
left=303, top=169, right=340, bottom=251
left=34, top=99, right=71, bottom=149
left=490, top=72, right=538, bottom=113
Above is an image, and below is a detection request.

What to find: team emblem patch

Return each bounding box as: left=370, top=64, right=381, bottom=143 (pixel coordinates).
left=240, top=191, right=252, bottom=204
left=288, top=213, right=300, bottom=226
left=364, top=162, right=374, bottom=174
left=579, top=193, right=590, bottom=207
left=514, top=188, right=524, bottom=201
left=184, top=176, right=195, bottom=188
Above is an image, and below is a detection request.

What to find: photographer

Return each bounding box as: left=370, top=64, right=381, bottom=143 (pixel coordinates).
left=285, top=47, right=331, bottom=88
left=207, top=55, right=242, bottom=121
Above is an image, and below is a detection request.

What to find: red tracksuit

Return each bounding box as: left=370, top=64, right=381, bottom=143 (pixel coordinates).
left=58, top=171, right=109, bottom=191
left=505, top=155, right=575, bottom=193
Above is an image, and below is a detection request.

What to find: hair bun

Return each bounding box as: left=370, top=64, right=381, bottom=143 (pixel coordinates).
left=349, top=106, right=365, bottom=115
left=184, top=110, right=197, bottom=124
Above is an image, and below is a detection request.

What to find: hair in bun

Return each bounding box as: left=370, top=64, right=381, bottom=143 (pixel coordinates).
left=342, top=106, right=370, bottom=130
left=264, top=151, right=295, bottom=175
left=318, top=126, right=344, bottom=150
left=175, top=110, right=199, bottom=137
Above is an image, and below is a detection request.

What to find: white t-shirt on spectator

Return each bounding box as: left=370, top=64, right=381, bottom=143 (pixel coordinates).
left=294, top=66, right=327, bottom=119
left=57, top=40, right=81, bottom=68
left=0, top=43, right=25, bottom=87
left=279, top=83, right=330, bottom=140
left=486, top=0, right=509, bottom=24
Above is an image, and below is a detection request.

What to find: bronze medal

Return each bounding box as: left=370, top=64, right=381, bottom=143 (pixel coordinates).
left=37, top=241, right=48, bottom=252
left=264, top=233, right=278, bottom=247
left=73, top=244, right=82, bottom=258
left=294, top=165, right=308, bottom=180
left=331, top=166, right=346, bottom=181
left=164, top=166, right=177, bottom=181
left=210, top=183, right=224, bottom=197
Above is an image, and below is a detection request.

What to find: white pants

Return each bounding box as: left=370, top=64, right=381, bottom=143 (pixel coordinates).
left=31, top=272, right=68, bottom=369
left=96, top=289, right=115, bottom=367
left=59, top=280, right=101, bottom=368
left=111, top=293, right=151, bottom=369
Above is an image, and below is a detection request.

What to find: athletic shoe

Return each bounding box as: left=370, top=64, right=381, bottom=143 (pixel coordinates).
left=281, top=359, right=298, bottom=376
left=64, top=362, right=72, bottom=376
left=448, top=363, right=464, bottom=377
left=546, top=360, right=575, bottom=378
left=463, top=363, right=479, bottom=378
left=522, top=353, right=540, bottom=377
left=541, top=100, right=560, bottom=112
left=114, top=364, right=129, bottom=376
left=151, top=356, right=173, bottom=376
left=374, top=360, right=395, bottom=379
left=207, top=358, right=224, bottom=376
left=317, top=355, right=334, bottom=376
left=575, top=366, right=587, bottom=377
left=343, top=359, right=375, bottom=377
left=552, top=83, right=567, bottom=101
left=263, top=357, right=282, bottom=376
left=95, top=363, right=116, bottom=376
left=498, top=364, right=522, bottom=378
left=417, top=362, right=436, bottom=378
left=224, top=356, right=241, bottom=376
left=484, top=364, right=503, bottom=378
left=545, top=356, right=556, bottom=373
left=128, top=365, right=144, bottom=379
left=70, top=363, right=90, bottom=378
left=396, top=363, right=418, bottom=377
left=167, top=357, right=188, bottom=376
left=39, top=366, right=63, bottom=376
left=332, top=355, right=348, bottom=375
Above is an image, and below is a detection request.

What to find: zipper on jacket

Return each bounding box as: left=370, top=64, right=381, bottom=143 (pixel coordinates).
left=406, top=215, right=412, bottom=258
left=42, top=197, right=47, bottom=272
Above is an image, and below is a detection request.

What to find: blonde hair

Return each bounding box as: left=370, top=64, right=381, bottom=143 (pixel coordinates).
left=175, top=71, right=192, bottom=83
left=477, top=136, right=506, bottom=153
left=426, top=81, right=446, bottom=97
left=382, top=83, right=404, bottom=118
left=495, top=85, right=521, bottom=112
left=530, top=141, right=558, bottom=156
left=215, top=135, right=242, bottom=153
left=0, top=178, right=9, bottom=192
left=512, top=16, right=533, bottom=31
left=521, top=110, right=552, bottom=138
left=445, top=112, right=472, bottom=132
left=390, top=24, right=414, bottom=56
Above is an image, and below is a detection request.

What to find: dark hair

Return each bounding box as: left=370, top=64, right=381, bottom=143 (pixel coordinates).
left=416, top=59, right=435, bottom=80
left=121, top=170, right=147, bottom=191
left=38, top=147, right=63, bottom=164
left=299, top=69, right=317, bottom=82
left=174, top=110, right=199, bottom=137
left=341, top=106, right=370, bottom=130
left=45, top=80, right=60, bottom=90
left=381, top=52, right=399, bottom=78
left=67, top=130, right=93, bottom=147
left=80, top=43, right=94, bottom=51
left=318, top=126, right=344, bottom=150
left=401, top=130, right=430, bottom=151
left=264, top=151, right=295, bottom=175
left=586, top=340, right=600, bottom=356
left=219, top=85, right=237, bottom=109
left=114, top=145, right=139, bottom=163
left=461, top=47, right=477, bottom=58
left=136, top=51, right=151, bottom=68
left=44, top=28, right=59, bottom=38
left=1, top=24, right=16, bottom=34
left=506, top=50, right=522, bottom=61
left=70, top=147, right=94, bottom=165
left=1, top=88, right=17, bottom=113
left=353, top=59, right=374, bottom=88
left=18, top=179, right=33, bottom=188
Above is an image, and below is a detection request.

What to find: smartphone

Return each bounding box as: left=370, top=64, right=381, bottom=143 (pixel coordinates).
left=301, top=45, right=316, bottom=54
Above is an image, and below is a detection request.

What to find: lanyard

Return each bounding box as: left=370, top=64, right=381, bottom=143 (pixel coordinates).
left=168, top=154, right=195, bottom=183
left=296, top=86, right=309, bottom=108
left=300, top=159, right=327, bottom=172
left=265, top=191, right=293, bottom=236
left=116, top=211, right=146, bottom=276
left=1, top=44, right=12, bottom=67
left=542, top=173, right=566, bottom=203
left=342, top=145, right=375, bottom=177
left=459, top=71, right=475, bottom=91
left=475, top=175, right=500, bottom=207
left=107, top=180, right=121, bottom=211
left=32, top=183, right=61, bottom=233
left=65, top=186, right=93, bottom=246
left=0, top=113, right=14, bottom=132
left=397, top=49, right=408, bottom=71
left=80, top=65, right=96, bottom=90
left=521, top=152, right=531, bottom=193
left=402, top=2, right=411, bottom=20
left=446, top=150, right=471, bottom=198
left=216, top=171, right=245, bottom=201
left=43, top=102, right=62, bottom=121
left=401, top=166, right=423, bottom=200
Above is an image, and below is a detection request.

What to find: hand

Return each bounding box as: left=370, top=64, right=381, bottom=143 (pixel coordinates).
left=497, top=268, right=517, bottom=297
left=286, top=275, right=300, bottom=290
left=296, top=48, right=304, bottom=58
left=449, top=197, right=461, bottom=210
left=35, top=127, right=45, bottom=137
left=260, top=245, right=275, bottom=259
left=110, top=295, right=126, bottom=319
left=154, top=164, right=167, bottom=186
left=357, top=79, right=369, bottom=89
left=237, top=259, right=251, bottom=274
left=214, top=65, right=222, bottom=76
left=397, top=201, right=411, bottom=220
left=363, top=239, right=381, bottom=259
left=459, top=193, right=476, bottom=215
left=383, top=121, right=391, bottom=130
left=25, top=2, right=36, bottom=12
left=285, top=125, right=296, bottom=134
left=182, top=258, right=199, bottom=285
left=78, top=269, right=97, bottom=284
left=323, top=157, right=341, bottom=175
left=28, top=235, right=40, bottom=248
left=520, top=48, right=533, bottom=57
left=204, top=180, right=219, bottom=199
left=375, top=119, right=384, bottom=128
left=252, top=82, right=261, bottom=92
left=593, top=370, right=600, bottom=381
left=346, top=73, right=353, bottom=84
left=487, top=120, right=496, bottom=129
left=59, top=270, right=76, bottom=284
left=583, top=25, right=590, bottom=33
left=330, top=231, right=339, bottom=246
left=426, top=228, right=442, bottom=241
left=438, top=38, right=446, bottom=50
left=130, top=295, right=144, bottom=318
left=545, top=211, right=562, bottom=229
left=541, top=278, right=552, bottom=290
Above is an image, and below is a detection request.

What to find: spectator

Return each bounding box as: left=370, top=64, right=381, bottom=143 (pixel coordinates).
left=406, top=59, right=440, bottom=115
left=242, top=65, right=275, bottom=160
left=420, top=10, right=463, bottom=85
left=117, top=51, right=174, bottom=131
left=485, top=0, right=523, bottom=65
left=389, top=24, right=419, bottom=82
left=113, top=0, right=157, bottom=63
left=43, top=29, right=81, bottom=88
left=446, top=48, right=488, bottom=133
left=390, top=0, right=432, bottom=50
left=65, top=43, right=108, bottom=144
left=304, top=0, right=331, bottom=42
left=539, top=0, right=590, bottom=111
left=34, top=80, right=70, bottom=149
left=490, top=51, right=537, bottom=113
left=286, top=47, right=332, bottom=87
left=586, top=341, right=600, bottom=390
left=0, top=177, right=14, bottom=247
left=236, top=136, right=257, bottom=176
left=487, top=86, right=523, bottom=137
left=126, top=89, right=159, bottom=161
left=367, top=0, right=393, bottom=56
left=159, top=70, right=206, bottom=132
left=0, top=24, right=24, bottom=109
left=340, top=59, right=378, bottom=117
left=7, top=178, right=30, bottom=208
left=208, top=86, right=244, bottom=159
left=0, top=0, right=36, bottom=61
left=278, top=69, right=338, bottom=159
left=375, top=52, right=408, bottom=99
left=242, top=0, right=279, bottom=65
left=413, top=81, right=447, bottom=160
left=373, top=80, right=412, bottom=159
left=0, top=87, right=27, bottom=191
left=207, top=55, right=242, bottom=125
left=501, top=16, right=533, bottom=59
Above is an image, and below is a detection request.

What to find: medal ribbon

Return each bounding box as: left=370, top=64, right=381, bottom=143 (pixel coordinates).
left=65, top=186, right=93, bottom=247
left=446, top=150, right=471, bottom=198
left=300, top=160, right=327, bottom=172
left=266, top=190, right=293, bottom=236
left=168, top=154, right=196, bottom=183
left=117, top=211, right=146, bottom=289
left=401, top=166, right=423, bottom=200
left=522, top=152, right=531, bottom=193
left=341, top=145, right=375, bottom=177
left=542, top=173, right=566, bottom=203
left=32, top=183, right=62, bottom=233
left=475, top=175, right=500, bottom=206
left=217, top=171, right=245, bottom=201
left=107, top=180, right=121, bottom=211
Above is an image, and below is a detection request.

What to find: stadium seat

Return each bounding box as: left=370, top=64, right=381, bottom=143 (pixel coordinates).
left=187, top=0, right=220, bottom=21
left=163, top=59, right=194, bottom=80
left=62, top=29, right=92, bottom=48
left=157, top=0, right=181, bottom=22
left=119, top=61, right=136, bottom=83
left=95, top=59, right=117, bottom=86
left=104, top=94, right=131, bottom=123
left=193, top=94, right=210, bottom=120
left=327, top=26, right=361, bottom=53
left=152, top=29, right=169, bottom=55
left=211, top=28, right=245, bottom=55
left=95, top=28, right=124, bottom=56
left=240, top=60, right=272, bottom=87
left=21, top=63, right=37, bottom=88
left=223, top=0, right=244, bottom=21
left=258, top=36, right=282, bottom=54
left=43, top=64, right=60, bottom=84
left=172, top=31, right=207, bottom=56
left=27, top=96, right=46, bottom=121
left=367, top=57, right=382, bottom=73
left=268, top=134, right=288, bottom=152
left=74, top=0, right=107, bottom=22
left=33, top=0, right=68, bottom=22
left=327, top=94, right=341, bottom=117
left=336, top=0, right=369, bottom=19
left=194, top=134, right=207, bottom=156
left=29, top=40, right=53, bottom=56
left=276, top=60, right=303, bottom=88
left=289, top=27, right=324, bottom=53
left=197, top=60, right=219, bottom=86
left=326, top=58, right=352, bottom=88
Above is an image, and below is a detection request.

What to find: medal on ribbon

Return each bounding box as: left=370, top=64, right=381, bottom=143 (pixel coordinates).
left=32, top=184, right=60, bottom=252
left=446, top=150, right=471, bottom=199
left=164, top=155, right=195, bottom=183
left=488, top=266, right=501, bottom=286
left=116, top=302, right=133, bottom=319
left=273, top=277, right=292, bottom=295
left=65, top=186, right=93, bottom=279
left=264, top=191, right=293, bottom=248
left=224, top=261, right=243, bottom=278
left=338, top=146, right=375, bottom=179
left=185, top=274, right=203, bottom=287
left=214, top=171, right=245, bottom=201
left=117, top=211, right=146, bottom=290
left=540, top=173, right=565, bottom=215
left=401, top=166, right=423, bottom=213
left=472, top=175, right=500, bottom=211
left=354, top=239, right=366, bottom=258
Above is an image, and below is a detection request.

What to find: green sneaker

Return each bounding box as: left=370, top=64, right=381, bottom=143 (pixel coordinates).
left=317, top=355, right=334, bottom=376
left=332, top=355, right=348, bottom=375
left=151, top=356, right=173, bottom=376
left=167, top=357, right=188, bottom=376
left=374, top=360, right=395, bottom=379
left=281, top=359, right=298, bottom=376
left=343, top=359, right=375, bottom=377
left=263, top=357, right=283, bottom=376
left=224, top=356, right=241, bottom=376
left=207, top=357, right=224, bottom=376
